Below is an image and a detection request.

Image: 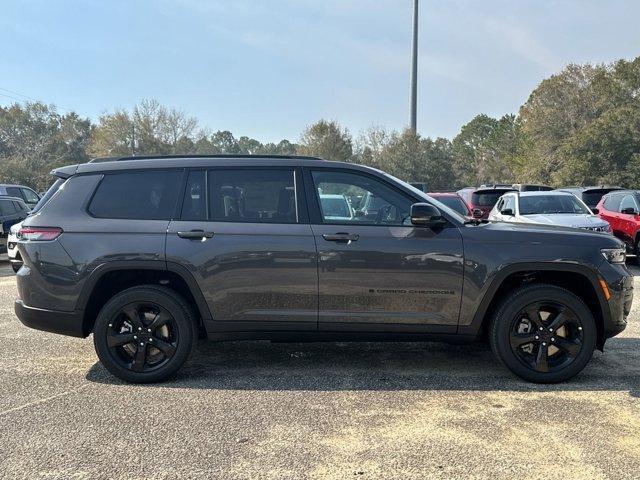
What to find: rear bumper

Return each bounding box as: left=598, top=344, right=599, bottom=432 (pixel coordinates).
left=14, top=300, right=85, bottom=338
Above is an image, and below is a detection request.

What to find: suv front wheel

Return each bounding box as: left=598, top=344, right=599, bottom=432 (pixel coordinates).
left=489, top=284, right=597, bottom=383
left=93, top=285, right=196, bottom=383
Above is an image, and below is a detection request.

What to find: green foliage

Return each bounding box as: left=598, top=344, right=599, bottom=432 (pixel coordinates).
left=2, top=56, right=639, bottom=193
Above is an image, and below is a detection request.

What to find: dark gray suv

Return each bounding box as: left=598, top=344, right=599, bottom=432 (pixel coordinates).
left=15, top=155, right=633, bottom=383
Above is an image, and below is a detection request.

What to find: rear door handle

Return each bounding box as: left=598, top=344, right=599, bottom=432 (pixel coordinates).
left=177, top=230, right=214, bottom=240
left=322, top=232, right=359, bottom=243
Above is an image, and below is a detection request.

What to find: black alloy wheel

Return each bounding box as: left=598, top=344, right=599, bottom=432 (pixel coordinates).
left=509, top=302, right=584, bottom=374
left=106, top=302, right=178, bottom=373
left=94, top=286, right=196, bottom=383
left=490, top=284, right=596, bottom=383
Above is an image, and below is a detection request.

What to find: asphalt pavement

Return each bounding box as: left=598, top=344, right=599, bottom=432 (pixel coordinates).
left=0, top=259, right=639, bottom=479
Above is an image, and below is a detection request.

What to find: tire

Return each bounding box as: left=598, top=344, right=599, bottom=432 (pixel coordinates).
left=489, top=284, right=596, bottom=383
left=93, top=285, right=197, bottom=383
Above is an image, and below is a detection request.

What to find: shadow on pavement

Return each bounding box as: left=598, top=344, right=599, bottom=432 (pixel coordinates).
left=86, top=336, right=640, bottom=396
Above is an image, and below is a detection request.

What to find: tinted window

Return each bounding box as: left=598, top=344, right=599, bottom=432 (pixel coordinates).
left=436, top=196, right=468, bottom=216
left=312, top=170, right=412, bottom=225
left=89, top=170, right=182, bottom=220
left=181, top=170, right=207, bottom=221
left=6, top=187, right=23, bottom=200
left=0, top=199, right=17, bottom=216
left=21, top=188, right=39, bottom=204
left=581, top=190, right=610, bottom=208
left=208, top=169, right=297, bottom=223
left=472, top=191, right=505, bottom=207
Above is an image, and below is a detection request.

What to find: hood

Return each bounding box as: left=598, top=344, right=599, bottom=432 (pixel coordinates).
left=523, top=213, right=609, bottom=229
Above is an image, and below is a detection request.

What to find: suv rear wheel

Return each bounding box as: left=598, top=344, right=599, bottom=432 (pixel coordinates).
left=489, top=284, right=596, bottom=383
left=93, top=285, right=196, bottom=383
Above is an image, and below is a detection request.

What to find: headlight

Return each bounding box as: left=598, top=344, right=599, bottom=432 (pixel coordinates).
left=601, top=248, right=626, bottom=264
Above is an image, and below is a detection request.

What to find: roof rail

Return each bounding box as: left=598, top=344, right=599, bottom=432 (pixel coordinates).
left=89, top=154, right=324, bottom=163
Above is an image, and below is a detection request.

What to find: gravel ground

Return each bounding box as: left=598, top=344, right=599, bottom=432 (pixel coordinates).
left=0, top=260, right=639, bottom=479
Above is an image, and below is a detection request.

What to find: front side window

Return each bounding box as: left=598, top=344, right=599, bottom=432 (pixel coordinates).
left=21, top=188, right=39, bottom=204
left=208, top=169, right=297, bottom=223
left=603, top=195, right=622, bottom=212
left=89, top=170, right=182, bottom=220
left=312, top=170, right=412, bottom=225
left=619, top=195, right=638, bottom=212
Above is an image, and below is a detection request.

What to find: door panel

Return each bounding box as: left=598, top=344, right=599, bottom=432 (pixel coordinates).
left=166, top=222, right=318, bottom=330
left=313, top=224, right=464, bottom=330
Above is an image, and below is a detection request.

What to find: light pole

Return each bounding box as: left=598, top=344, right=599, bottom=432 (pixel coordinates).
left=409, top=0, right=418, bottom=133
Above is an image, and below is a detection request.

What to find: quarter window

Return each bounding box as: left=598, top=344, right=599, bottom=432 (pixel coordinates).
left=207, top=169, right=298, bottom=223
left=89, top=170, right=182, bottom=220
left=21, top=188, right=39, bottom=204
left=311, top=170, right=412, bottom=225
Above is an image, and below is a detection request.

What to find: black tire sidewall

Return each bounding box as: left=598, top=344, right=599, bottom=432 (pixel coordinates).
left=93, top=286, right=195, bottom=383
left=491, top=285, right=597, bottom=383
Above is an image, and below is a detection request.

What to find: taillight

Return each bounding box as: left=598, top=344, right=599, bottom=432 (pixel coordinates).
left=18, top=227, right=63, bottom=241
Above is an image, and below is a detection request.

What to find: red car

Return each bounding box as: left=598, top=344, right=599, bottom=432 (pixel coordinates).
left=429, top=192, right=472, bottom=217
left=596, top=190, right=640, bottom=253
left=457, top=186, right=516, bottom=219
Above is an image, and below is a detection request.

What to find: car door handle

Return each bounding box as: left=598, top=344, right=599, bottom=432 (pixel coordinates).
left=177, top=230, right=214, bottom=240
left=322, top=233, right=359, bottom=243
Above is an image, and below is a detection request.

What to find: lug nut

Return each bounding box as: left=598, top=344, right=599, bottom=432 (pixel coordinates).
left=108, top=324, right=112, bottom=328
left=542, top=342, right=547, bottom=346
left=535, top=336, right=539, bottom=340
left=147, top=329, right=151, bottom=332
left=138, top=327, right=142, bottom=331
left=551, top=337, right=555, bottom=342
left=549, top=328, right=553, bottom=332
left=133, top=335, right=137, bottom=340
left=539, top=327, right=543, bottom=331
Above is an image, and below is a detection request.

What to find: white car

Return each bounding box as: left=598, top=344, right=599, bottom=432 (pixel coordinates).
left=7, top=221, right=22, bottom=273
left=488, top=191, right=611, bottom=233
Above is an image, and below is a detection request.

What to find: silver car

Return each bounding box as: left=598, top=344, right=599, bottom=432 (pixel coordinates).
left=488, top=191, right=611, bottom=232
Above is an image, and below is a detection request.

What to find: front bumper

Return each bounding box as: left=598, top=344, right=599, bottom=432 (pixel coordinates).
left=14, top=300, right=85, bottom=338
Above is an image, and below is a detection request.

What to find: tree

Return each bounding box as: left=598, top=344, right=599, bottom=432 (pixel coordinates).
left=297, top=120, right=353, bottom=161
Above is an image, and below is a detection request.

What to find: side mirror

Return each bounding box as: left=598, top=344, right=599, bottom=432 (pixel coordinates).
left=472, top=208, right=483, bottom=219
left=621, top=207, right=638, bottom=215
left=591, top=208, right=599, bottom=214
left=501, top=208, right=514, bottom=216
left=410, top=203, right=444, bottom=227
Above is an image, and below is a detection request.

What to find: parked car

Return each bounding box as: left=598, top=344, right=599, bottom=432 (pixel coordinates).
left=0, top=184, right=40, bottom=209
left=556, top=186, right=623, bottom=210
left=409, top=182, right=428, bottom=192
left=457, top=186, right=516, bottom=219
left=512, top=184, right=553, bottom=192
left=7, top=221, right=23, bottom=272
left=489, top=191, right=611, bottom=232
left=0, top=197, right=29, bottom=254
left=596, top=190, right=640, bottom=254
left=319, top=194, right=354, bottom=221
left=429, top=192, right=471, bottom=217
left=15, top=155, right=632, bottom=384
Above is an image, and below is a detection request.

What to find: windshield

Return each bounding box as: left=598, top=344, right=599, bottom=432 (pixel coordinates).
left=520, top=195, right=591, bottom=215
left=381, top=172, right=467, bottom=223
left=436, top=196, right=469, bottom=216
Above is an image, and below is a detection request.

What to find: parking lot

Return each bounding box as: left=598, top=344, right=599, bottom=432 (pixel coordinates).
left=0, top=259, right=638, bottom=479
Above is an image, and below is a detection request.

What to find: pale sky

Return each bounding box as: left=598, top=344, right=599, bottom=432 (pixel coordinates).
left=1, top=0, right=639, bottom=142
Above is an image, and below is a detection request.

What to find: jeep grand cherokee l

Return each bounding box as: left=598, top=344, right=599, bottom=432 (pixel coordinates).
left=15, top=155, right=633, bottom=383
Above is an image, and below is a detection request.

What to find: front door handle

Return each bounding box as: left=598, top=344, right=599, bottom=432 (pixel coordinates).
left=322, top=232, right=359, bottom=243
left=177, top=230, right=214, bottom=240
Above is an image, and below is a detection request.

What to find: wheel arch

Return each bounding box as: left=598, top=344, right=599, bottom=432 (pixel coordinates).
left=77, top=261, right=212, bottom=336
left=464, top=262, right=610, bottom=350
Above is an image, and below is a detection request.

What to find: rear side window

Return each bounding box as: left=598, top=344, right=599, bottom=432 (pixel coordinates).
left=89, top=170, right=182, bottom=220
left=6, top=187, right=23, bottom=200
left=207, top=169, right=297, bottom=223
